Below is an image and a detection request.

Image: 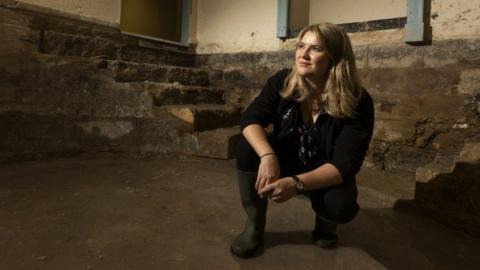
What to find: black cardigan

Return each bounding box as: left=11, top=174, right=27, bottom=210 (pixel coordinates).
left=240, top=69, right=374, bottom=181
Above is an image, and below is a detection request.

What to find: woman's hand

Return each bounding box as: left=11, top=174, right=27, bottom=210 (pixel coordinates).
left=255, top=155, right=280, bottom=195
left=258, top=177, right=297, bottom=202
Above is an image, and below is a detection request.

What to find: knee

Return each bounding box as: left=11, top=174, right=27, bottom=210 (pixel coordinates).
left=312, top=196, right=359, bottom=224
left=323, top=199, right=359, bottom=224
left=235, top=135, right=260, bottom=171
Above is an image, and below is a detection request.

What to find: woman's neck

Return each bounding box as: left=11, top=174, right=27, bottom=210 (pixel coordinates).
left=305, top=76, right=325, bottom=95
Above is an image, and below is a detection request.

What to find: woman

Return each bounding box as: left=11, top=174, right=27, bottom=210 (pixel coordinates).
left=231, top=23, right=374, bottom=258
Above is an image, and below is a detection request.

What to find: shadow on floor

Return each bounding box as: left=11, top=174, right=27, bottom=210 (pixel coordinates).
left=1, top=156, right=479, bottom=270
left=249, top=199, right=480, bottom=270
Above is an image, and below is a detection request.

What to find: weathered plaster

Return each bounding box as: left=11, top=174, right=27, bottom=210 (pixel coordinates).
left=195, top=0, right=281, bottom=54
left=195, top=0, right=479, bottom=54
left=309, top=0, right=406, bottom=25
left=18, top=0, right=121, bottom=25
left=430, top=0, right=480, bottom=41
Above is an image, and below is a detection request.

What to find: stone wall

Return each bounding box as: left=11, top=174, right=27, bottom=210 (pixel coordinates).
left=1, top=0, right=479, bottom=236
left=0, top=3, right=199, bottom=161
left=196, top=35, right=480, bottom=175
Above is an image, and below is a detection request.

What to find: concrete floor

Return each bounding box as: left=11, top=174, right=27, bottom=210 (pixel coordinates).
left=0, top=154, right=479, bottom=270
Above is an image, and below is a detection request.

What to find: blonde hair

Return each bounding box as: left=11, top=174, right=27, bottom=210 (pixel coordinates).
left=280, top=23, right=363, bottom=118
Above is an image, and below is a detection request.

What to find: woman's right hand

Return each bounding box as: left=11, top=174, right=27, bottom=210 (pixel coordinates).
left=256, top=154, right=280, bottom=197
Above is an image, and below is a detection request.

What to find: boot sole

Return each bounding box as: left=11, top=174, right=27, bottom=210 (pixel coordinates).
left=230, top=239, right=263, bottom=258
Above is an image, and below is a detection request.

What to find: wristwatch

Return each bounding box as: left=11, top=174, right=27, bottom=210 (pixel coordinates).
left=291, top=175, right=305, bottom=193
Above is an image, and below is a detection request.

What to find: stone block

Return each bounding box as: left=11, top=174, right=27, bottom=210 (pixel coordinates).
left=0, top=21, right=38, bottom=54
left=431, top=130, right=466, bottom=151
left=457, top=69, right=480, bottom=95
left=155, top=105, right=241, bottom=132
left=106, top=60, right=169, bottom=83
left=118, top=45, right=194, bottom=67
left=195, top=51, right=292, bottom=71
left=414, top=140, right=480, bottom=236
left=380, top=144, right=437, bottom=173
left=196, top=126, right=241, bottom=159
left=224, top=88, right=259, bottom=109
left=373, top=118, right=416, bottom=142
left=167, top=67, right=209, bottom=87
left=37, top=30, right=194, bottom=66
left=457, top=142, right=480, bottom=165
left=145, top=82, right=224, bottom=106
left=40, top=30, right=118, bottom=59
left=361, top=67, right=460, bottom=97
left=373, top=93, right=467, bottom=143
left=76, top=121, right=135, bottom=140
left=366, top=43, right=426, bottom=68
left=362, top=39, right=480, bottom=69
left=105, top=61, right=210, bottom=86
left=223, top=69, right=249, bottom=87
left=415, top=158, right=455, bottom=183
left=134, top=118, right=199, bottom=156
left=356, top=167, right=415, bottom=208
left=0, top=5, right=29, bottom=26
left=415, top=161, right=480, bottom=237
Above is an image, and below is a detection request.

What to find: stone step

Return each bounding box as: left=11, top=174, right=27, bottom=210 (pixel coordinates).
left=414, top=143, right=480, bottom=237
left=154, top=104, right=241, bottom=132
left=39, top=30, right=195, bottom=67
left=140, top=82, right=226, bottom=106
left=99, top=60, right=210, bottom=86
left=135, top=117, right=240, bottom=159
left=134, top=116, right=199, bottom=156
left=198, top=66, right=270, bottom=90
left=356, top=167, right=415, bottom=208
left=196, top=126, right=241, bottom=159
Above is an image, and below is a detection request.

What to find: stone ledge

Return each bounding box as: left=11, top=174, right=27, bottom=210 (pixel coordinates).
left=101, top=60, right=210, bottom=86
left=196, top=126, right=241, bottom=159
left=414, top=143, right=480, bottom=237
left=195, top=38, right=480, bottom=70
left=154, top=104, right=241, bottom=132
left=133, top=82, right=226, bottom=106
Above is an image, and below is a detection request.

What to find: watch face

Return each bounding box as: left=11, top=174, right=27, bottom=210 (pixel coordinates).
left=296, top=181, right=304, bottom=191
left=291, top=176, right=304, bottom=192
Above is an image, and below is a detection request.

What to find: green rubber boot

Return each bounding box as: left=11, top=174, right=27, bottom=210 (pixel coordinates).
left=312, top=214, right=338, bottom=249
left=230, top=170, right=267, bottom=258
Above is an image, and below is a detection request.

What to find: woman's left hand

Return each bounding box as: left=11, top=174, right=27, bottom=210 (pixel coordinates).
left=258, top=177, right=297, bottom=203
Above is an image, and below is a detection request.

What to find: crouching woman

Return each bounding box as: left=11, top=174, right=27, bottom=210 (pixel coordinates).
left=231, top=23, right=374, bottom=258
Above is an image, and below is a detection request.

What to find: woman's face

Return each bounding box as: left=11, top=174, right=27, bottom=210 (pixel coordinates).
left=295, top=31, right=331, bottom=82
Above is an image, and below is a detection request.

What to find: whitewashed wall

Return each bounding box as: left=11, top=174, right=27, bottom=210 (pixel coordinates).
left=19, top=0, right=121, bottom=25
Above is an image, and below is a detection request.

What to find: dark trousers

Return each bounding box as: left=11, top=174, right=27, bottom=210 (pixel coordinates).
left=236, top=135, right=359, bottom=224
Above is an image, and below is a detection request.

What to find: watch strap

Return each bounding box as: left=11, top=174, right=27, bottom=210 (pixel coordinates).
left=291, top=175, right=304, bottom=192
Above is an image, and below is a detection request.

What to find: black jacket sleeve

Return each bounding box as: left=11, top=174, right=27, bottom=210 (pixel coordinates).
left=329, top=90, right=375, bottom=179
left=239, top=69, right=289, bottom=131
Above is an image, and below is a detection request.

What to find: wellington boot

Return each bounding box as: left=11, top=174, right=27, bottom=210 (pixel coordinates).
left=230, top=170, right=267, bottom=258
left=312, top=214, right=338, bottom=249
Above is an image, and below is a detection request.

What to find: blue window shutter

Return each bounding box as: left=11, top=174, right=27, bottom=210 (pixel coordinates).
left=277, top=0, right=290, bottom=38
left=405, top=0, right=425, bottom=43
left=181, top=0, right=192, bottom=44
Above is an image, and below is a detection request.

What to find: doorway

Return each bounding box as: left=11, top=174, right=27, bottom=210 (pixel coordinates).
left=120, top=0, right=188, bottom=44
